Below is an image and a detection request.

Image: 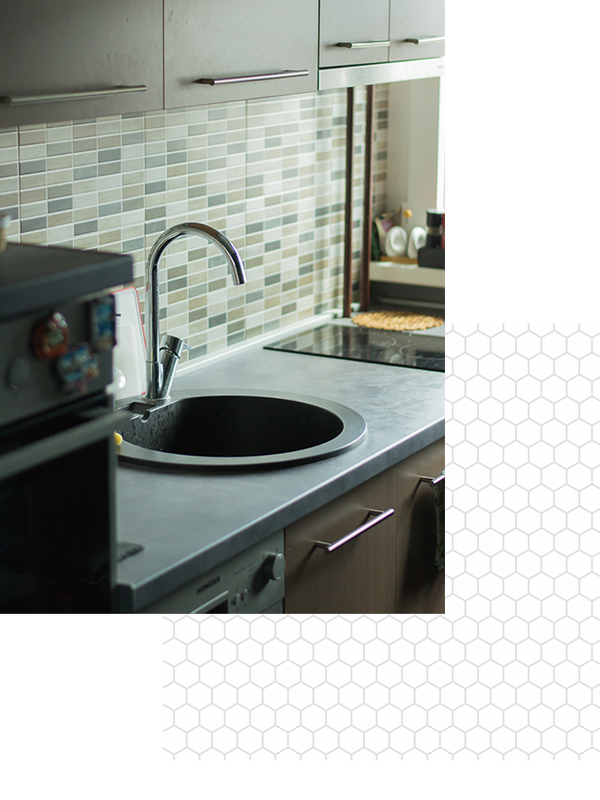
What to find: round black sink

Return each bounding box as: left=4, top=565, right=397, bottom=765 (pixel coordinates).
left=117, top=390, right=367, bottom=470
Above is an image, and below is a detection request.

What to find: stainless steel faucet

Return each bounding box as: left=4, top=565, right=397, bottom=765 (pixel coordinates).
left=144, top=222, right=246, bottom=401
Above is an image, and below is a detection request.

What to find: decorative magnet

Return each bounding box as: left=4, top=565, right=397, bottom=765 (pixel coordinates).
left=31, top=312, right=69, bottom=359
left=55, top=342, right=100, bottom=392
left=89, top=295, right=117, bottom=352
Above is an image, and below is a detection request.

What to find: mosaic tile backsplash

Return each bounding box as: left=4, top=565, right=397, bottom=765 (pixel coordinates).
left=0, top=87, right=388, bottom=363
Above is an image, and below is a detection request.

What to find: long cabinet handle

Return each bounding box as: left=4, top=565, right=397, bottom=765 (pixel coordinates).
left=0, top=85, right=147, bottom=107
left=196, top=69, right=309, bottom=86
left=335, top=40, right=391, bottom=49
left=315, top=507, right=395, bottom=553
left=403, top=36, right=445, bottom=45
left=419, top=470, right=445, bottom=487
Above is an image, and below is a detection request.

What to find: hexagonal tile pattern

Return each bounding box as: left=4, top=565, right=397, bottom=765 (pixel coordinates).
left=164, top=325, right=600, bottom=760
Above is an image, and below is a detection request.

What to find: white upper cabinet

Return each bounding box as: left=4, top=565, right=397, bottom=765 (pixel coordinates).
left=319, top=0, right=391, bottom=68
left=319, top=0, right=445, bottom=72
left=164, top=0, right=318, bottom=108
left=0, top=0, right=163, bottom=127
left=390, top=0, right=445, bottom=62
left=0, top=1, right=444, bottom=128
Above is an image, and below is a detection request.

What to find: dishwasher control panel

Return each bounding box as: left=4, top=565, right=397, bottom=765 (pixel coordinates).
left=141, top=530, right=285, bottom=614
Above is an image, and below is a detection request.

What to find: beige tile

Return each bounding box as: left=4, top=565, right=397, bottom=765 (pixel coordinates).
left=21, top=229, right=48, bottom=245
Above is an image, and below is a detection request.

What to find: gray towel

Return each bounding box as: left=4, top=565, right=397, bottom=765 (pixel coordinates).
left=434, top=471, right=445, bottom=570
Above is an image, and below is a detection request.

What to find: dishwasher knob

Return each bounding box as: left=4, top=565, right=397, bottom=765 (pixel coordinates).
left=263, top=552, right=285, bottom=581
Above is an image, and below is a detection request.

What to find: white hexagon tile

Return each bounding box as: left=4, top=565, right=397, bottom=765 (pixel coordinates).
left=163, top=324, right=600, bottom=760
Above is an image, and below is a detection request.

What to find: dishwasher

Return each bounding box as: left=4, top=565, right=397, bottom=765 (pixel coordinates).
left=139, top=531, right=285, bottom=614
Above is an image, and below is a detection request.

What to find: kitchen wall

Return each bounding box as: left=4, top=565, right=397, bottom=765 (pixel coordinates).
left=0, top=86, right=388, bottom=363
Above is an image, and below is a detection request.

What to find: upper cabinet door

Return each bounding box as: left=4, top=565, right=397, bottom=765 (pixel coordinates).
left=389, top=0, right=445, bottom=62
left=0, top=0, right=163, bottom=127
left=319, top=0, right=391, bottom=68
left=165, top=0, right=318, bottom=108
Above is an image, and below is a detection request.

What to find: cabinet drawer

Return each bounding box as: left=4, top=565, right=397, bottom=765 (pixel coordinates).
left=0, top=0, right=163, bottom=127
left=284, top=466, right=397, bottom=613
left=390, top=0, right=445, bottom=62
left=319, top=0, right=390, bottom=68
left=165, top=0, right=318, bottom=108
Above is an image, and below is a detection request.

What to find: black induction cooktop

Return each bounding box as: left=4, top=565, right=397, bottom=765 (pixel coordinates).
left=264, top=324, right=445, bottom=372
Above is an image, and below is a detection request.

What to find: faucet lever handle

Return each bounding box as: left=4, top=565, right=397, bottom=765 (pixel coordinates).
left=158, top=335, right=191, bottom=400
left=160, top=334, right=190, bottom=358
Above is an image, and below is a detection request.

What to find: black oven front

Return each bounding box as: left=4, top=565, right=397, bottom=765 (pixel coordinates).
left=0, top=394, right=126, bottom=612
left=0, top=242, right=133, bottom=613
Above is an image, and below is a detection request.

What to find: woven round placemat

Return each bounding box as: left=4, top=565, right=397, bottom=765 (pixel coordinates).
left=352, top=310, right=444, bottom=331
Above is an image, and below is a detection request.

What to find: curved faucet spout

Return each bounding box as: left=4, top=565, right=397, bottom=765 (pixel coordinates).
left=145, top=222, right=246, bottom=401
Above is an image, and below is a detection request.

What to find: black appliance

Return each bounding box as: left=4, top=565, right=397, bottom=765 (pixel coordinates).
left=0, top=242, right=132, bottom=612
left=265, top=323, right=445, bottom=371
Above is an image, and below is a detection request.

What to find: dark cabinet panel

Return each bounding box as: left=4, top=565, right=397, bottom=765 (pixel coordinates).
left=284, top=466, right=397, bottom=613
left=390, top=0, right=445, bottom=62
left=0, top=0, right=163, bottom=127
left=164, top=0, right=318, bottom=108
left=319, top=0, right=391, bottom=68
left=284, top=437, right=445, bottom=614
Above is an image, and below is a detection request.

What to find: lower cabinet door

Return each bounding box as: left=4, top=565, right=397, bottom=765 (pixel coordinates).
left=284, top=466, right=397, bottom=613
left=396, top=437, right=445, bottom=613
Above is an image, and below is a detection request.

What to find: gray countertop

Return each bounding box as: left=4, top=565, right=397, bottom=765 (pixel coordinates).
left=114, top=324, right=445, bottom=612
